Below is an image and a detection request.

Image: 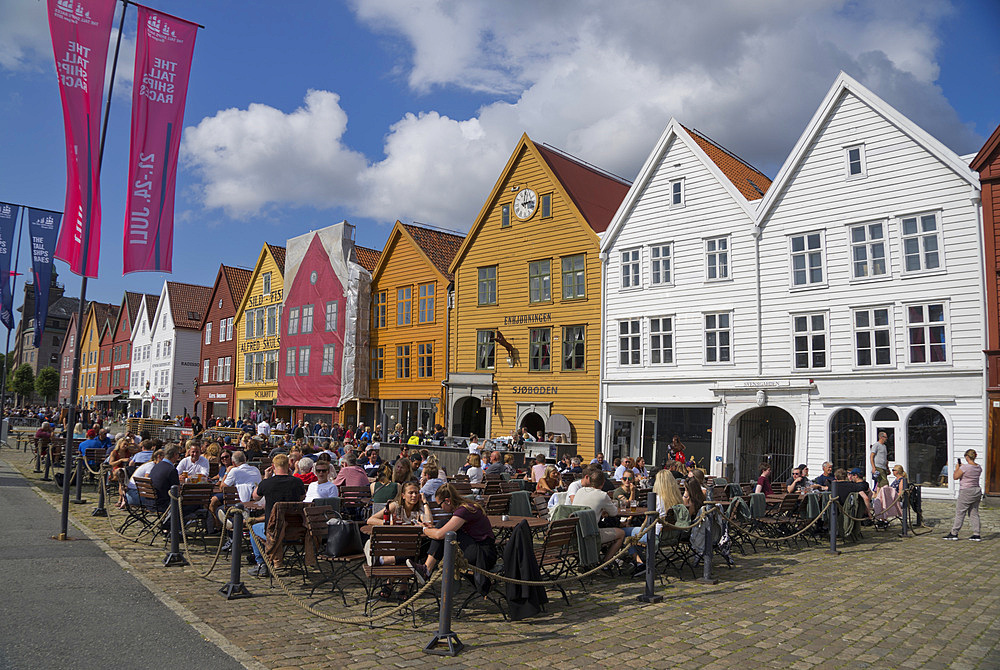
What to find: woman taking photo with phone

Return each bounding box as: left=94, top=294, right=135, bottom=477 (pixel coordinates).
left=944, top=450, right=983, bottom=541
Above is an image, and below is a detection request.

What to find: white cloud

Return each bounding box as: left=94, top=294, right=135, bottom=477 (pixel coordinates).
left=181, top=0, right=981, bottom=231
left=0, top=0, right=49, bottom=71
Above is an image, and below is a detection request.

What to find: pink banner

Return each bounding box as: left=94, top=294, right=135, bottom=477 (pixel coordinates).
left=123, top=7, right=198, bottom=274
left=48, top=0, right=117, bottom=278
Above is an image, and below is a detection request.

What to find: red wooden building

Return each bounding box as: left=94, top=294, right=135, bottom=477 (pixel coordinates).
left=196, top=264, right=252, bottom=424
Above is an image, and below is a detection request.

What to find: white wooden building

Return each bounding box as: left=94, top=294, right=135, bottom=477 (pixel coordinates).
left=600, top=73, right=984, bottom=498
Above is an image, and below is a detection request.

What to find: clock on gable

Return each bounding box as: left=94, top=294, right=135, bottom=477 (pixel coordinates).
left=513, top=188, right=537, bottom=220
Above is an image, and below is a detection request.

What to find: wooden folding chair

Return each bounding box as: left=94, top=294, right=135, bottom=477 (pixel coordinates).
left=302, top=505, right=365, bottom=605
left=484, top=494, right=511, bottom=516
left=362, top=525, right=425, bottom=624
left=534, top=517, right=579, bottom=604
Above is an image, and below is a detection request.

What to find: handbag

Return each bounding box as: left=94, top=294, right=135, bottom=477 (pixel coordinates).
left=325, top=512, right=362, bottom=557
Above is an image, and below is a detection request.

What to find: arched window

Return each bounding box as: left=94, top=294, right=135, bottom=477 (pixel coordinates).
left=873, top=408, right=898, bottom=422
left=907, top=408, right=948, bottom=487
left=830, top=408, right=866, bottom=473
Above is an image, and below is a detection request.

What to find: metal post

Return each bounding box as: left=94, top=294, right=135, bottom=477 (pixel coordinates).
left=828, top=484, right=840, bottom=555
left=219, top=504, right=251, bottom=599
left=92, top=467, right=107, bottom=517
left=42, top=450, right=52, bottom=481
left=163, top=485, right=187, bottom=567
left=637, top=491, right=662, bottom=603
left=899, top=488, right=910, bottom=538
left=424, top=530, right=463, bottom=656
left=34, top=441, right=42, bottom=472
left=696, top=508, right=718, bottom=585
left=71, top=455, right=86, bottom=504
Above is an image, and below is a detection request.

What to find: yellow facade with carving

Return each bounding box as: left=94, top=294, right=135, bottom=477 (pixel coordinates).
left=79, top=305, right=104, bottom=407
left=234, top=244, right=285, bottom=421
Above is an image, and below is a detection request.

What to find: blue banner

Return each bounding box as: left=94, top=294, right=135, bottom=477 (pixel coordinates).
left=27, top=208, right=61, bottom=348
left=0, top=203, right=19, bottom=329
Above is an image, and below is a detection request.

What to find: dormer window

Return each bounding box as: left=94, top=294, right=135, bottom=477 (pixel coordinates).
left=845, top=144, right=866, bottom=179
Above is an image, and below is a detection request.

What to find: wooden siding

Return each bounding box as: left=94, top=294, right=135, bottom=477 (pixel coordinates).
left=451, top=142, right=602, bottom=455
left=234, top=247, right=284, bottom=414
left=79, top=309, right=102, bottom=403
left=371, top=228, right=448, bottom=425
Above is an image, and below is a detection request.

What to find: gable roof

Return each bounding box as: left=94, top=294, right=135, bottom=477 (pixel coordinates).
left=757, top=71, right=980, bottom=225
left=266, top=243, right=286, bottom=273
left=222, top=265, right=253, bottom=307
left=165, top=282, right=213, bottom=329
left=970, top=122, right=1000, bottom=175
left=683, top=126, right=771, bottom=200
left=355, top=245, right=382, bottom=273
left=124, top=291, right=145, bottom=326
left=236, top=244, right=285, bottom=316
left=85, top=302, right=116, bottom=339
left=401, top=223, right=464, bottom=280
left=143, top=294, right=159, bottom=325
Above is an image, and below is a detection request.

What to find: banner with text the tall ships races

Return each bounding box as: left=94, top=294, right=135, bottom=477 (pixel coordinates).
left=27, top=209, right=62, bottom=348
left=123, top=7, right=198, bottom=274
left=47, top=0, right=117, bottom=278
left=0, top=203, right=20, bottom=329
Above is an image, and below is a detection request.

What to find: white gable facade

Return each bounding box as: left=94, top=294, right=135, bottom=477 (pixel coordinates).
left=129, top=297, right=155, bottom=417
left=600, top=75, right=984, bottom=499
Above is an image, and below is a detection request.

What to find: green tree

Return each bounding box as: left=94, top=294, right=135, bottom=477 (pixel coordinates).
left=12, top=363, right=35, bottom=405
left=35, top=366, right=59, bottom=404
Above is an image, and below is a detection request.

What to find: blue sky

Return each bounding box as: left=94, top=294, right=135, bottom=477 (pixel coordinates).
left=1, top=0, right=998, bottom=314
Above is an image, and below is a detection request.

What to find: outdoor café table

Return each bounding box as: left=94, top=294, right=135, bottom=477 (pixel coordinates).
left=487, top=514, right=548, bottom=545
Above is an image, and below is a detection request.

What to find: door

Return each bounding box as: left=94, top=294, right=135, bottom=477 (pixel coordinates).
left=611, top=419, right=633, bottom=461
left=736, top=407, right=795, bottom=483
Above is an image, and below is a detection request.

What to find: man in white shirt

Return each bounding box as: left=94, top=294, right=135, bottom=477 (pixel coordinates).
left=176, top=442, right=210, bottom=479
left=257, top=418, right=272, bottom=438
left=569, top=470, right=625, bottom=561
left=125, top=449, right=163, bottom=506
left=222, top=450, right=264, bottom=502
left=613, top=457, right=640, bottom=481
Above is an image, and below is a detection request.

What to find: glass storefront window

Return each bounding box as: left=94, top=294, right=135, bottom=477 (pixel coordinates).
left=908, top=407, right=949, bottom=488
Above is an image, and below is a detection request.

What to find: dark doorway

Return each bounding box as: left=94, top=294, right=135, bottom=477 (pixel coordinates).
left=452, top=396, right=485, bottom=439
left=736, top=407, right=796, bottom=483
left=520, top=412, right=545, bottom=440
left=830, top=408, right=866, bottom=473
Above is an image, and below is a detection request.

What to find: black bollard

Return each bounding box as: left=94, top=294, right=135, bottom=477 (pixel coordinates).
left=163, top=485, right=188, bottom=567
left=899, top=488, right=910, bottom=538
left=92, top=468, right=108, bottom=517
left=696, top=508, right=718, bottom=585
left=42, top=451, right=52, bottom=481
left=637, top=491, right=663, bottom=603
left=424, top=530, right=464, bottom=656
left=219, top=505, right=252, bottom=599
left=71, top=456, right=87, bottom=504
left=828, top=485, right=840, bottom=555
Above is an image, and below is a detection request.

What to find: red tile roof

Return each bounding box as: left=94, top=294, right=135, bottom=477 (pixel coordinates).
left=143, top=294, right=159, bottom=325
left=222, top=265, right=253, bottom=306
left=683, top=126, right=771, bottom=200
left=401, top=223, right=464, bottom=280
left=91, top=302, right=117, bottom=336
left=970, top=122, right=1000, bottom=173
left=355, top=245, right=381, bottom=273
left=266, top=244, right=286, bottom=274
left=123, top=291, right=158, bottom=330
left=534, top=143, right=632, bottom=233
left=166, top=282, right=213, bottom=329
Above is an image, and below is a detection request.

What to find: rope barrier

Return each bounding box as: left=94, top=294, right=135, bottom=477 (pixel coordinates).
left=168, top=487, right=236, bottom=579
left=725, top=498, right=835, bottom=542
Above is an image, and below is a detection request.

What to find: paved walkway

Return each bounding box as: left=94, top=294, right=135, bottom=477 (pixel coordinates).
left=2, top=445, right=998, bottom=669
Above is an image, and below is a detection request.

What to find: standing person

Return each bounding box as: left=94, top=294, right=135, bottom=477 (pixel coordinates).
left=869, top=431, right=889, bottom=487
left=944, top=450, right=983, bottom=541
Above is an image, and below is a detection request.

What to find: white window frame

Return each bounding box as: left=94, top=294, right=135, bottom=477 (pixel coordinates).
left=649, top=316, right=674, bottom=365
left=844, top=143, right=867, bottom=180
left=848, top=220, right=889, bottom=280
left=205, top=322, right=211, bottom=345
left=301, top=305, right=314, bottom=334
left=650, top=244, right=672, bottom=286
left=288, top=307, right=299, bottom=336
left=704, top=311, right=732, bottom=364
left=620, top=248, right=641, bottom=290
left=618, top=319, right=641, bottom=366
left=286, top=348, right=296, bottom=376
left=852, top=306, right=894, bottom=369
left=790, top=312, right=829, bottom=371
left=788, top=231, right=826, bottom=288
left=262, top=272, right=271, bottom=296
left=224, top=356, right=231, bottom=382
left=669, top=178, right=685, bottom=208
left=298, top=346, right=310, bottom=376
left=905, top=301, right=949, bottom=366
left=326, top=300, right=338, bottom=332
left=321, top=344, right=336, bottom=375
left=705, top=236, right=730, bottom=282
left=202, top=359, right=209, bottom=383
left=899, top=211, right=944, bottom=275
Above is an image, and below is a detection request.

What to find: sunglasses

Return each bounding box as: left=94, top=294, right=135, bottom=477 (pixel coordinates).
left=316, top=468, right=330, bottom=473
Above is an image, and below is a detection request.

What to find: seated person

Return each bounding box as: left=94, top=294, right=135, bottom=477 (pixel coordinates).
left=125, top=448, right=163, bottom=506
left=812, top=462, right=834, bottom=491
left=411, top=484, right=496, bottom=585
left=463, top=453, right=484, bottom=484
left=528, top=453, right=548, bottom=482
left=754, top=462, right=774, bottom=495
left=627, top=470, right=685, bottom=578
left=248, top=454, right=306, bottom=577
left=832, top=468, right=873, bottom=517
left=176, top=442, right=210, bottom=480
left=483, top=451, right=507, bottom=477
left=613, top=457, right=640, bottom=481
left=364, top=482, right=429, bottom=566
left=419, top=464, right=446, bottom=502
left=570, top=470, right=626, bottom=562
left=535, top=465, right=561, bottom=494
left=612, top=472, right=638, bottom=503
left=333, top=453, right=371, bottom=488
left=785, top=464, right=812, bottom=493
left=683, top=477, right=705, bottom=518
left=589, top=452, right=613, bottom=473
left=293, top=457, right=317, bottom=485
left=304, top=460, right=339, bottom=502
left=568, top=456, right=584, bottom=475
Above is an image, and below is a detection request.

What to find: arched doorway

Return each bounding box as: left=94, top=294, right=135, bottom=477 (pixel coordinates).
left=908, top=407, right=948, bottom=488
left=519, top=412, right=545, bottom=440
left=452, top=396, right=485, bottom=439
left=830, top=408, right=866, bottom=473
left=141, top=400, right=151, bottom=418
left=736, top=407, right=796, bottom=483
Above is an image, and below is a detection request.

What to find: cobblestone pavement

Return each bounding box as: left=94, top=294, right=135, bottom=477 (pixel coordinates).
left=4, top=446, right=998, bottom=670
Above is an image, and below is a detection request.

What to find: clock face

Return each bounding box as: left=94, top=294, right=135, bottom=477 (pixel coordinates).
left=513, top=188, right=537, bottom=220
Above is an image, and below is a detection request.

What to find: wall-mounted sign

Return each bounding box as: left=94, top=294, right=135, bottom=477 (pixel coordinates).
left=503, top=313, right=552, bottom=326
left=254, top=389, right=275, bottom=399
left=512, top=385, right=558, bottom=395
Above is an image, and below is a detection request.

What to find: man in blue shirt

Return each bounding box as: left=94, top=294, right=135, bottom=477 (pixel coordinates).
left=78, top=429, right=102, bottom=458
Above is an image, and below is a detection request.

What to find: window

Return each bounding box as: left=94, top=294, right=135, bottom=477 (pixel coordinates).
left=298, top=346, right=310, bottom=376
left=561, top=255, right=585, bottom=300
left=202, top=359, right=209, bottom=383
left=397, top=287, right=412, bottom=325
left=396, top=344, right=411, bottom=379
left=288, top=307, right=299, bottom=335
left=854, top=307, right=892, bottom=367
left=476, top=330, right=495, bottom=370
left=528, top=260, right=551, bottom=303
left=301, top=305, right=314, bottom=334
left=706, top=237, right=729, bottom=280
left=705, top=312, right=731, bottom=363
left=255, top=308, right=265, bottom=339
left=529, top=328, right=551, bottom=371
left=215, top=357, right=223, bottom=381
left=254, top=352, right=265, bottom=381
left=845, top=144, right=866, bottom=179
left=908, top=408, right=949, bottom=488
left=901, top=212, right=941, bottom=273
left=164, top=341, right=171, bottom=357
left=371, top=347, right=384, bottom=379
left=262, top=272, right=271, bottom=295
left=501, top=203, right=510, bottom=228
left=670, top=179, right=684, bottom=207
left=621, top=249, right=640, bottom=289
left=245, top=353, right=254, bottom=381
left=907, top=303, right=947, bottom=364
left=226, top=317, right=233, bottom=341
left=619, top=320, right=641, bottom=365
left=266, top=306, right=276, bottom=336
left=325, top=301, right=338, bottom=332
left=375, top=291, right=386, bottom=328
left=540, top=193, right=552, bottom=218
left=224, top=356, right=231, bottom=382
left=562, top=326, right=585, bottom=371
left=155, top=342, right=161, bottom=358
left=650, top=316, right=673, bottom=364
left=265, top=350, right=278, bottom=380
left=648, top=244, right=672, bottom=286
left=792, top=313, right=827, bottom=369
left=418, top=284, right=435, bottom=323
left=205, top=322, right=211, bottom=345
left=322, top=344, right=336, bottom=375
left=478, top=266, right=497, bottom=305
left=850, top=222, right=887, bottom=278
left=418, top=342, right=433, bottom=378
left=245, top=314, right=253, bottom=339
left=284, top=348, right=296, bottom=376
left=790, top=233, right=824, bottom=286
left=162, top=313, right=167, bottom=328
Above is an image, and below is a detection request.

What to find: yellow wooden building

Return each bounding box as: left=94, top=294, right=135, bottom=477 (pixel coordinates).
left=234, top=243, right=286, bottom=421
left=446, top=134, right=630, bottom=457
left=370, top=221, right=464, bottom=436
left=78, top=302, right=117, bottom=408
